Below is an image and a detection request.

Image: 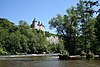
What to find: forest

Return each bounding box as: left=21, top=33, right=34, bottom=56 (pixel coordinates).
left=0, top=18, right=64, bottom=54
left=0, top=0, right=100, bottom=55
left=49, top=0, right=100, bottom=55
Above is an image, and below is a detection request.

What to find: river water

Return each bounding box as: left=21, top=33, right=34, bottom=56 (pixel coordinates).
left=0, top=56, right=100, bottom=67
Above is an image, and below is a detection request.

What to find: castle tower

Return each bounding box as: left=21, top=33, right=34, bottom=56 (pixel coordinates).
left=31, top=18, right=45, bottom=31
left=31, top=18, right=37, bottom=28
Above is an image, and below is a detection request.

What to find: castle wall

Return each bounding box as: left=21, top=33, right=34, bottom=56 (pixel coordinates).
left=32, top=19, right=45, bottom=31
left=31, top=18, right=45, bottom=31
left=39, top=25, right=45, bottom=31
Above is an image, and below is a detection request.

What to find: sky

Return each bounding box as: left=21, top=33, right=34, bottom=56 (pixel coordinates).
left=1, top=0, right=97, bottom=34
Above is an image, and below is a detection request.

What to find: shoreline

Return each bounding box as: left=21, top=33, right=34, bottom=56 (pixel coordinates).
left=0, top=54, right=99, bottom=61
left=0, top=54, right=99, bottom=58
left=0, top=54, right=59, bottom=58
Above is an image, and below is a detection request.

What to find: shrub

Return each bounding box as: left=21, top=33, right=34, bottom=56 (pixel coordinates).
left=86, top=51, right=94, bottom=59
left=58, top=50, right=70, bottom=60
left=0, top=47, right=7, bottom=55
left=80, top=51, right=86, bottom=57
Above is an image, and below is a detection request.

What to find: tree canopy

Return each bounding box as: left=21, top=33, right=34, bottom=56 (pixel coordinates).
left=0, top=0, right=100, bottom=55
left=0, top=18, right=63, bottom=55
left=49, top=0, right=100, bottom=54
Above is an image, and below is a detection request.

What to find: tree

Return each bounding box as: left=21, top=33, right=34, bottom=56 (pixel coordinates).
left=0, top=29, right=8, bottom=54
left=34, top=30, right=49, bottom=54
left=0, top=18, right=64, bottom=54
left=0, top=18, right=15, bottom=54
left=77, top=0, right=99, bottom=52
left=49, top=7, right=78, bottom=54
left=95, top=14, right=100, bottom=54
left=0, top=18, right=14, bottom=29
left=49, top=0, right=99, bottom=54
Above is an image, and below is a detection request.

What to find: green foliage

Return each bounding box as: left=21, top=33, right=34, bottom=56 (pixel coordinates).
left=95, top=14, right=100, bottom=54
left=76, top=0, right=97, bottom=53
left=61, top=50, right=69, bottom=55
left=0, top=18, right=51, bottom=54
left=80, top=50, right=94, bottom=59
left=86, top=51, right=94, bottom=59
left=0, top=47, right=7, bottom=55
left=48, top=43, right=64, bottom=53
left=49, top=0, right=99, bottom=55
left=45, top=31, right=64, bottom=53
left=0, top=18, right=14, bottom=29
left=45, top=31, right=57, bottom=37
left=96, top=48, right=100, bottom=54
left=49, top=7, right=78, bottom=54
left=0, top=0, right=99, bottom=55
left=80, top=51, right=86, bottom=57
left=58, top=50, right=70, bottom=60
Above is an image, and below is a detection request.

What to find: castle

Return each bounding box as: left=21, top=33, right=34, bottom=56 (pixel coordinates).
left=31, top=18, right=60, bottom=44
left=31, top=18, right=45, bottom=31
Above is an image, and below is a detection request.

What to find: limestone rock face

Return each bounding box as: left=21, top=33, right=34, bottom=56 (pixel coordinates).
left=47, top=36, right=59, bottom=44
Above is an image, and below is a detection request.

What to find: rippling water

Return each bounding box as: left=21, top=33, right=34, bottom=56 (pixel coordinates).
left=0, top=56, right=100, bottom=67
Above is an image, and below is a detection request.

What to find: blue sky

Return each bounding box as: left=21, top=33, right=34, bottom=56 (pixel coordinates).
left=0, top=0, right=81, bottom=33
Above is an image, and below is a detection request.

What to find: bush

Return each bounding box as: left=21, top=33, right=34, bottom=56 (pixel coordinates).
left=95, top=48, right=100, bottom=55
left=61, top=50, right=69, bottom=55
left=80, top=51, right=86, bottom=57
left=58, top=50, right=70, bottom=60
left=86, top=51, right=94, bottom=59
left=0, top=47, right=7, bottom=55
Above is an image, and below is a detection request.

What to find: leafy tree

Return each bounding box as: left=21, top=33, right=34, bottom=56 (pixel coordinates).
left=34, top=30, right=49, bottom=53
left=76, top=0, right=98, bottom=52
left=49, top=0, right=99, bottom=54
left=0, top=18, right=61, bottom=54
left=0, top=18, right=14, bottom=29
left=49, top=7, right=78, bottom=54
left=95, top=14, right=100, bottom=54
left=0, top=18, right=15, bottom=54
left=45, top=31, right=57, bottom=37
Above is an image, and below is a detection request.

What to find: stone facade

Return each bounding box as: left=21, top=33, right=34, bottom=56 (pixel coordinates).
left=31, top=18, right=45, bottom=31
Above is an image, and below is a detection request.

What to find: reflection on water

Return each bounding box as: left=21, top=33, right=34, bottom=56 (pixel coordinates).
left=0, top=56, right=100, bottom=67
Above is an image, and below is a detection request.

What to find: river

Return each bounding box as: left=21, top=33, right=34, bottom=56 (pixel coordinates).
left=0, top=56, right=100, bottom=67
